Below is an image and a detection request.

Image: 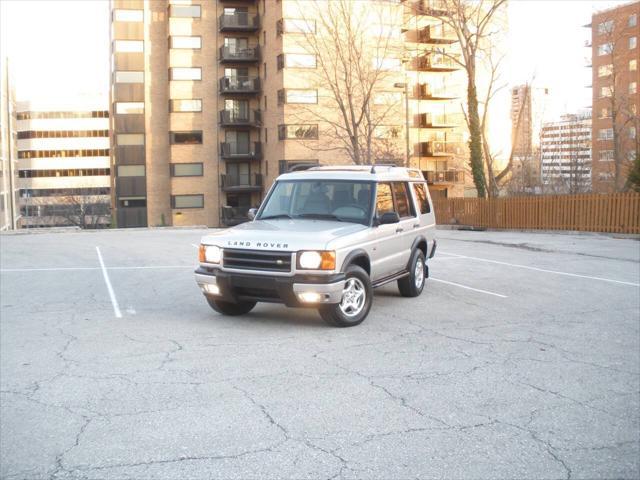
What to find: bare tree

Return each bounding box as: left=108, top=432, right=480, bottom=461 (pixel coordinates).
left=288, top=0, right=405, bottom=165
left=57, top=191, right=111, bottom=229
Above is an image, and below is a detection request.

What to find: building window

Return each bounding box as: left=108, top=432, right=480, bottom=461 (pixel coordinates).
left=169, top=67, right=202, bottom=81
left=278, top=124, right=318, bottom=140
left=597, top=20, right=613, bottom=35
left=169, top=36, right=202, bottom=49
left=169, top=99, right=202, bottom=112
left=115, top=71, right=144, bottom=83
left=374, top=125, right=401, bottom=139
left=373, top=57, right=401, bottom=71
left=599, top=128, right=614, bottom=140
left=631, top=59, right=638, bottom=71
left=172, top=194, right=204, bottom=209
left=18, top=168, right=110, bottom=178
left=171, top=163, right=203, bottom=177
left=631, top=126, right=637, bottom=139
left=277, top=18, right=316, bottom=34
left=599, top=150, right=614, bottom=161
left=628, top=150, right=637, bottom=161
left=113, top=9, right=143, bottom=22
left=170, top=131, right=203, bottom=144
left=116, top=133, right=145, bottom=146
left=18, top=149, right=109, bottom=159
left=115, top=102, right=144, bottom=114
left=597, top=42, right=613, bottom=56
left=113, top=40, right=144, bottom=53
left=17, top=130, right=109, bottom=139
left=119, top=197, right=146, bottom=208
left=599, top=107, right=611, bottom=119
left=600, top=86, right=613, bottom=98
left=630, top=82, right=637, bottom=94
left=278, top=89, right=318, bottom=104
left=169, top=4, right=201, bottom=18
left=598, top=64, right=613, bottom=77
left=630, top=14, right=638, bottom=27
left=117, top=165, right=145, bottom=177
left=277, top=53, right=316, bottom=69
left=630, top=36, right=637, bottom=49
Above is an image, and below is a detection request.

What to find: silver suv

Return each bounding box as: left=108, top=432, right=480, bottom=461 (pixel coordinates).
left=195, top=165, right=436, bottom=327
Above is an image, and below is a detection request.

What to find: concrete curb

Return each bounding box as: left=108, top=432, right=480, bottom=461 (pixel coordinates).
left=436, top=225, right=640, bottom=240
left=0, top=226, right=213, bottom=236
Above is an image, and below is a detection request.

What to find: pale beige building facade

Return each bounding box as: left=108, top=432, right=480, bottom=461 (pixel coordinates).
left=0, top=58, right=19, bottom=231
left=110, top=0, right=469, bottom=228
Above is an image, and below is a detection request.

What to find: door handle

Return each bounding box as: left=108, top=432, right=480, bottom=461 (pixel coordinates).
left=413, top=224, right=420, bottom=229
left=395, top=227, right=404, bottom=233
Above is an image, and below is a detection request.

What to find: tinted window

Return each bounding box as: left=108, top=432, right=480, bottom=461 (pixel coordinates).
left=392, top=182, right=411, bottom=218
left=170, top=131, right=203, bottom=145
left=412, top=182, right=430, bottom=214
left=376, top=183, right=394, bottom=216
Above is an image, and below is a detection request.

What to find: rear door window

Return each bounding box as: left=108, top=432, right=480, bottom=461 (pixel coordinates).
left=412, top=182, right=431, bottom=214
left=375, top=183, right=394, bottom=216
left=392, top=182, right=412, bottom=218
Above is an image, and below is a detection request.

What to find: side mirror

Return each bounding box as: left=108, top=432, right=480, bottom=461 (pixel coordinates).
left=247, top=208, right=258, bottom=220
left=379, top=211, right=400, bottom=225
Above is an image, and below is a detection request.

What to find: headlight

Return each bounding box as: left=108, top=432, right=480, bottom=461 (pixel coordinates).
left=199, top=244, right=222, bottom=264
left=297, top=250, right=336, bottom=270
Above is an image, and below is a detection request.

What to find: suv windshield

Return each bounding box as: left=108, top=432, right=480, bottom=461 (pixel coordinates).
left=258, top=180, right=374, bottom=225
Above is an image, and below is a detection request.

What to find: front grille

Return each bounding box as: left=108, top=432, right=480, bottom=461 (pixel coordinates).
left=223, top=248, right=292, bottom=272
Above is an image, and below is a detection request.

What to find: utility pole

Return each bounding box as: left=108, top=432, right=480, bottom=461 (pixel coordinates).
left=394, top=82, right=411, bottom=166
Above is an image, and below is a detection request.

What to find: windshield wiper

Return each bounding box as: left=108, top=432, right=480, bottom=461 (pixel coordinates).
left=260, top=213, right=292, bottom=220
left=296, top=213, right=346, bottom=222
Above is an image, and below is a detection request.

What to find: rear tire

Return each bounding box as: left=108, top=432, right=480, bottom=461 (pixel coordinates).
left=206, top=297, right=256, bottom=316
left=398, top=249, right=426, bottom=297
left=319, top=265, right=372, bottom=327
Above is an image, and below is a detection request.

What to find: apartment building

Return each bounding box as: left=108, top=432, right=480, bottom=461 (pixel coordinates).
left=510, top=84, right=551, bottom=190
left=0, top=57, right=19, bottom=231
left=540, top=112, right=592, bottom=194
left=109, top=0, right=468, bottom=228
left=16, top=97, right=111, bottom=228
left=588, top=1, right=640, bottom=192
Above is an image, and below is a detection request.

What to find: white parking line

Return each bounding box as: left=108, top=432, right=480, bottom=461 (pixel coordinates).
left=191, top=244, right=199, bottom=249
left=0, top=265, right=193, bottom=272
left=430, top=277, right=508, bottom=298
left=439, top=251, right=640, bottom=287
left=95, top=247, right=122, bottom=319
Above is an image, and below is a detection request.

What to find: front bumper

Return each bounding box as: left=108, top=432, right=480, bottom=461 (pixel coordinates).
left=195, top=267, right=345, bottom=307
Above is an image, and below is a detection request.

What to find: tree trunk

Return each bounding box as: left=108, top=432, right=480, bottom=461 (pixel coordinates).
left=467, top=78, right=487, bottom=198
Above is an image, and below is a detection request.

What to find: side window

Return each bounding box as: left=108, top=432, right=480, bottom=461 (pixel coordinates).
left=392, top=182, right=412, bottom=218
left=375, top=183, right=394, bottom=216
left=412, top=182, right=431, bottom=214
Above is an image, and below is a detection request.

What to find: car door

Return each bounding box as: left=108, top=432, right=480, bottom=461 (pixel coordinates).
left=371, top=182, right=399, bottom=280
left=410, top=181, right=436, bottom=253
left=391, top=182, right=417, bottom=269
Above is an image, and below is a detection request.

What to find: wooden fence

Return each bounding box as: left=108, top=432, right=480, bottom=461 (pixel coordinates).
left=433, top=193, right=640, bottom=234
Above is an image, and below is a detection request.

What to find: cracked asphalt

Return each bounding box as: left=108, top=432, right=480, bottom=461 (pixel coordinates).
left=0, top=228, right=639, bottom=479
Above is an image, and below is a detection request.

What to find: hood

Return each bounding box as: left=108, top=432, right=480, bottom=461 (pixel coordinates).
left=201, top=219, right=368, bottom=251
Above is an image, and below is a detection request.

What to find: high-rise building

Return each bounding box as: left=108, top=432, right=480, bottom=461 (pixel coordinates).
left=588, top=1, right=640, bottom=193
left=0, top=60, right=19, bottom=231
left=510, top=84, right=551, bottom=190
left=16, top=97, right=111, bottom=228
left=540, top=112, right=592, bottom=194
left=109, top=0, right=475, bottom=228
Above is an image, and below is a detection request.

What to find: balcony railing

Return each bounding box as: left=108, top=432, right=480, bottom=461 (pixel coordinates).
left=219, top=109, right=262, bottom=127
left=412, top=52, right=460, bottom=72
left=414, top=113, right=463, bottom=128
left=220, top=141, right=263, bottom=160
left=220, top=173, right=263, bottom=192
left=219, top=76, right=261, bottom=94
left=415, top=141, right=463, bottom=157
left=424, top=170, right=465, bottom=184
left=219, top=45, right=261, bottom=63
left=221, top=206, right=252, bottom=226
left=412, top=0, right=450, bottom=16
left=413, top=83, right=459, bottom=100
left=418, top=25, right=457, bottom=44
left=219, top=12, right=260, bottom=31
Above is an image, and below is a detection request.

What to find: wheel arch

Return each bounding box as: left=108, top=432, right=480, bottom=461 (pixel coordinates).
left=340, top=249, right=371, bottom=276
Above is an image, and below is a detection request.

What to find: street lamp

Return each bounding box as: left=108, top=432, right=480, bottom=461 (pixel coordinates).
left=394, top=82, right=411, bottom=165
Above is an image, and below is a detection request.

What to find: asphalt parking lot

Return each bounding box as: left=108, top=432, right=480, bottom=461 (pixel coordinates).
left=1, top=228, right=639, bottom=479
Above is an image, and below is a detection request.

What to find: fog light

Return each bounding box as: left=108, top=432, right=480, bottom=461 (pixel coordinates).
left=203, top=284, right=220, bottom=295
left=298, top=292, right=321, bottom=303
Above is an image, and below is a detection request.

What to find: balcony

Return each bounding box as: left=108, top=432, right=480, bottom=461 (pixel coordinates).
left=219, top=76, right=261, bottom=95
left=221, top=206, right=251, bottom=226
left=424, top=170, right=465, bottom=184
left=219, top=45, right=261, bottom=63
left=418, top=25, right=457, bottom=44
left=411, top=52, right=460, bottom=72
left=219, top=12, right=260, bottom=31
left=415, top=141, right=462, bottom=157
left=219, top=109, right=262, bottom=127
left=405, top=0, right=450, bottom=17
left=220, top=173, right=263, bottom=192
left=414, top=112, right=463, bottom=128
left=220, top=142, right=263, bottom=161
left=413, top=83, right=459, bottom=101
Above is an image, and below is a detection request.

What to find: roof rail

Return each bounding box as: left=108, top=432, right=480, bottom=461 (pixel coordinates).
left=370, top=163, right=401, bottom=173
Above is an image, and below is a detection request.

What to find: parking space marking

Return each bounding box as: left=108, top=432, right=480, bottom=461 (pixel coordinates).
left=1, top=265, right=193, bottom=273
left=191, top=244, right=199, bottom=248
left=430, top=277, right=508, bottom=298
left=439, top=251, right=640, bottom=287
left=95, top=247, right=122, bottom=319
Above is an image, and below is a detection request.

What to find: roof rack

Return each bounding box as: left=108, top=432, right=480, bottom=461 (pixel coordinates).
left=370, top=164, right=401, bottom=173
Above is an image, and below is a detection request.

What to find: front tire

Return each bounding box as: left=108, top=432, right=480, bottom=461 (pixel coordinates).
left=319, top=265, right=372, bottom=327
left=398, top=249, right=426, bottom=297
left=206, top=297, right=256, bottom=316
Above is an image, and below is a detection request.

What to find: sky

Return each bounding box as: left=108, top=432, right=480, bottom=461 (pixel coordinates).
left=0, top=0, right=633, bottom=113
